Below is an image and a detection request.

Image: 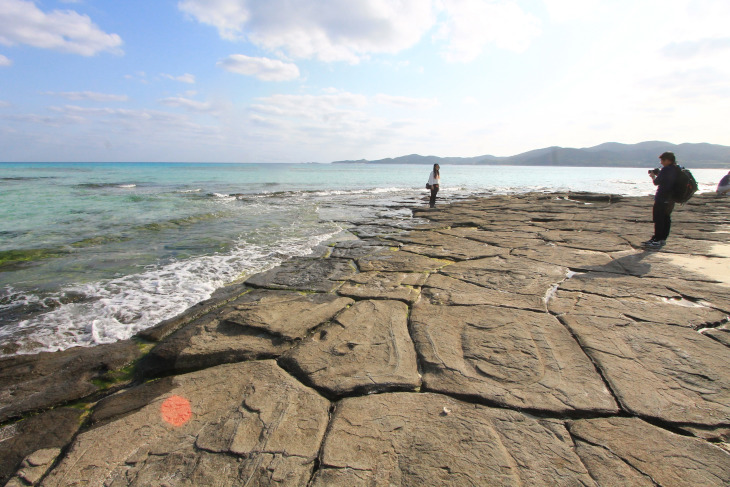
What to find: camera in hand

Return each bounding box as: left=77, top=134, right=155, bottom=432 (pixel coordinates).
left=649, top=168, right=660, bottom=176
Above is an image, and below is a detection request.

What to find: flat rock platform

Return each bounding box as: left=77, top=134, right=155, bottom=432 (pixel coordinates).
left=1, top=192, right=729, bottom=486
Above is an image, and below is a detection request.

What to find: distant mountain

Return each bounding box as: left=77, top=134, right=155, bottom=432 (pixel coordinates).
left=331, top=141, right=730, bottom=168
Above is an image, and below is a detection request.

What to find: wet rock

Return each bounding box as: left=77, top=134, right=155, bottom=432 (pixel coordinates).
left=135, top=282, right=249, bottom=342
left=0, top=340, right=142, bottom=422
left=0, top=408, right=83, bottom=485
left=562, top=314, right=730, bottom=425
left=245, top=257, right=356, bottom=292
left=410, top=302, right=618, bottom=414
left=136, top=291, right=353, bottom=378
left=569, top=417, right=730, bottom=487
left=312, top=392, right=597, bottom=486
left=43, top=361, right=330, bottom=487
left=280, top=300, right=420, bottom=397
left=337, top=271, right=426, bottom=303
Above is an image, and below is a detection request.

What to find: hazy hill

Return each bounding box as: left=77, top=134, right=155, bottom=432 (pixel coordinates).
left=332, top=141, right=730, bottom=168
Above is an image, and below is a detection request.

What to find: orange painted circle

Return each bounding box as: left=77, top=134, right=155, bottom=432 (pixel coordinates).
left=161, top=395, right=192, bottom=427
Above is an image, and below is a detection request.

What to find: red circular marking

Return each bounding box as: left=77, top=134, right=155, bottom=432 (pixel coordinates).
left=161, top=395, right=192, bottom=427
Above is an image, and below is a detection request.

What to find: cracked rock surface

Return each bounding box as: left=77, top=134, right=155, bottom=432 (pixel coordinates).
left=1, top=192, right=730, bottom=486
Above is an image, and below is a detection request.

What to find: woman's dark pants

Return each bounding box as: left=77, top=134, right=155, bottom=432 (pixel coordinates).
left=429, top=185, right=439, bottom=207
left=652, top=200, right=675, bottom=241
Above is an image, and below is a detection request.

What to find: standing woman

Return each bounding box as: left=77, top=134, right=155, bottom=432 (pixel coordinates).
left=427, top=164, right=440, bottom=208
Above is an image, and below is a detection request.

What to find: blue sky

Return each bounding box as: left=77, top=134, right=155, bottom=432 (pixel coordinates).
left=1, top=0, right=729, bottom=162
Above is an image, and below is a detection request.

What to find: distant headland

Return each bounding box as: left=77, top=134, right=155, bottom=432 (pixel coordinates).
left=332, top=141, right=730, bottom=168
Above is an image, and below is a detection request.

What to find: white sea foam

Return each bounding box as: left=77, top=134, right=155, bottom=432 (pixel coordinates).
left=118, top=184, right=137, bottom=188
left=1, top=224, right=342, bottom=356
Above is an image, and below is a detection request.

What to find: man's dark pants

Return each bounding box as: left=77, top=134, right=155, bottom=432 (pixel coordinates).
left=652, top=200, right=675, bottom=241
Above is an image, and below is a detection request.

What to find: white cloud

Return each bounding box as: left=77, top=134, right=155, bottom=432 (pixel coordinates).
left=180, top=0, right=540, bottom=64
left=541, top=0, right=605, bottom=22
left=43, top=91, right=129, bottom=102
left=0, top=54, right=11, bottom=66
left=0, top=0, right=122, bottom=56
left=661, top=37, right=730, bottom=60
left=374, top=94, right=439, bottom=109
left=162, top=73, right=196, bottom=84
left=217, top=54, right=299, bottom=81
left=180, top=0, right=436, bottom=63
left=0, top=100, right=10, bottom=107
left=435, top=0, right=541, bottom=62
left=158, top=97, right=217, bottom=113
left=250, top=91, right=368, bottom=121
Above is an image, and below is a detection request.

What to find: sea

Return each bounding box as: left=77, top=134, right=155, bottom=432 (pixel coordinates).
left=1, top=162, right=727, bottom=357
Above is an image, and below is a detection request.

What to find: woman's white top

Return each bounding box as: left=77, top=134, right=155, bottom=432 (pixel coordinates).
left=428, top=171, right=440, bottom=186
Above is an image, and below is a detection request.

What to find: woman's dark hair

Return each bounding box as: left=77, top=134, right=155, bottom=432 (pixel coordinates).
left=433, top=163, right=440, bottom=178
left=659, top=152, right=676, bottom=164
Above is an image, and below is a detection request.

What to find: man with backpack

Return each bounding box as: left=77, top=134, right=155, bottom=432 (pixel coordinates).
left=643, top=151, right=680, bottom=249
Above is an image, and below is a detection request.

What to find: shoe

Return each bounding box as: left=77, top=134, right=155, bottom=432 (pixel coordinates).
left=641, top=238, right=655, bottom=246
left=644, top=240, right=665, bottom=249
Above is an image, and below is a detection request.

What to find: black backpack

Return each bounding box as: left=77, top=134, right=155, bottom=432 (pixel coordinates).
left=671, top=166, right=698, bottom=204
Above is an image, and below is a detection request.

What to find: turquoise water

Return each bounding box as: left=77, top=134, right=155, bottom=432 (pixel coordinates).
left=1, top=162, right=727, bottom=356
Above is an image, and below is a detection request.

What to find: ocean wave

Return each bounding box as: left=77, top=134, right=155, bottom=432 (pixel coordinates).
left=75, top=182, right=138, bottom=189
left=0, top=223, right=343, bottom=356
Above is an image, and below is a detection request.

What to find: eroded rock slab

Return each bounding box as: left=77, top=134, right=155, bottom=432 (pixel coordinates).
left=280, top=300, right=420, bottom=396
left=221, top=290, right=353, bottom=340
left=245, top=257, right=356, bottom=292
left=0, top=408, right=83, bottom=485
left=421, top=273, right=546, bottom=311
left=537, top=229, right=631, bottom=252
left=549, top=289, right=727, bottom=329
left=43, top=361, right=330, bottom=487
left=0, top=340, right=142, bottom=422
left=312, top=392, right=597, bottom=486
left=385, top=230, right=508, bottom=260
left=337, top=271, right=426, bottom=303
left=569, top=417, right=730, bottom=487
left=357, top=248, right=449, bottom=272
left=512, top=244, right=614, bottom=269
left=562, top=314, right=730, bottom=425
left=136, top=291, right=353, bottom=378
left=440, top=255, right=569, bottom=298
left=410, top=302, right=618, bottom=414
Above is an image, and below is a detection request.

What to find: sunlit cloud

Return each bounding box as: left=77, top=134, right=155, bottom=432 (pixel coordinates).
left=180, top=0, right=435, bottom=63
left=0, top=0, right=123, bottom=56
left=435, top=0, right=541, bottom=62
left=217, top=54, right=299, bottom=81
left=0, top=54, right=11, bottom=66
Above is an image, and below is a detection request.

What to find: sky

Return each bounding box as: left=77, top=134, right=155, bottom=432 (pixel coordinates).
left=1, top=0, right=729, bottom=163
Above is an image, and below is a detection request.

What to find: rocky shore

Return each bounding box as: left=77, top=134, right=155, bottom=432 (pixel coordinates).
left=1, top=192, right=729, bottom=486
